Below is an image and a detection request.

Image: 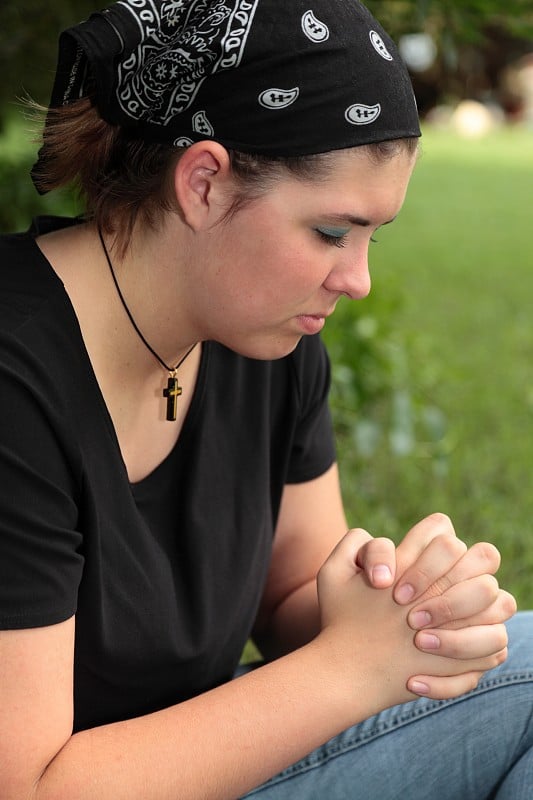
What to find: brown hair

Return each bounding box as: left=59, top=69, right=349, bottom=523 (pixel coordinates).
left=32, top=98, right=418, bottom=253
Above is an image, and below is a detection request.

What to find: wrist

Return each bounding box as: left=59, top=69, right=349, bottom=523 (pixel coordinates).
left=307, top=630, right=388, bottom=727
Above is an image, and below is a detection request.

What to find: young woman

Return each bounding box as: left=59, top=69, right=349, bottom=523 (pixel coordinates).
left=0, top=1, right=530, bottom=798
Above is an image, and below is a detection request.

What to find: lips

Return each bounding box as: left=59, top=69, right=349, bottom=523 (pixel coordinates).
left=296, top=314, right=326, bottom=334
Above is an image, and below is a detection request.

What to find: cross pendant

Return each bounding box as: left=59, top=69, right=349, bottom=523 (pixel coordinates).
left=163, top=375, right=182, bottom=421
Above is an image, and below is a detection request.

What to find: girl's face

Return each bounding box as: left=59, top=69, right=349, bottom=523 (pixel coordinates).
left=188, top=146, right=417, bottom=360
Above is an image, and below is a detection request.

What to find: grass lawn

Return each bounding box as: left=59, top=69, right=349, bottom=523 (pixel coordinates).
left=329, top=126, right=533, bottom=609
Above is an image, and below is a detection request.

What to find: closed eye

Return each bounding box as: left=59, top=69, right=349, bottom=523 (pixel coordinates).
left=315, top=227, right=349, bottom=248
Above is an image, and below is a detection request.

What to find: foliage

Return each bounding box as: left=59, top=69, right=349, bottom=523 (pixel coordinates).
left=0, top=113, right=81, bottom=232
left=1, top=1, right=533, bottom=121
left=327, top=125, right=533, bottom=610
left=322, top=279, right=449, bottom=540
left=0, top=1, right=97, bottom=118
left=365, top=0, right=533, bottom=43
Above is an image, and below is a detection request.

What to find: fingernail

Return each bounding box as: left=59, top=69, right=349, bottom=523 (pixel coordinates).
left=418, top=633, right=440, bottom=650
left=372, top=565, right=392, bottom=584
left=409, top=680, right=430, bottom=696
left=410, top=610, right=432, bottom=629
left=395, top=583, right=415, bottom=603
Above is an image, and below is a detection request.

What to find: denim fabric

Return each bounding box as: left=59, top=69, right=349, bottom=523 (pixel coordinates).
left=244, top=611, right=533, bottom=799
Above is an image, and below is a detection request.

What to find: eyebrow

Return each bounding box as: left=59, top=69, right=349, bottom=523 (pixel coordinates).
left=322, top=213, right=398, bottom=227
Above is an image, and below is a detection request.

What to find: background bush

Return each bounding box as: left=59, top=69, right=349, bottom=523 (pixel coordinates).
left=323, top=126, right=533, bottom=610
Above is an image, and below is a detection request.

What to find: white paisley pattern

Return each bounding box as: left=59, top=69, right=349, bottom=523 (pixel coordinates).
left=114, top=0, right=259, bottom=125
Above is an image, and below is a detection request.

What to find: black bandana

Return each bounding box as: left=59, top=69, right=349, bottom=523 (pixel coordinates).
left=43, top=0, right=421, bottom=155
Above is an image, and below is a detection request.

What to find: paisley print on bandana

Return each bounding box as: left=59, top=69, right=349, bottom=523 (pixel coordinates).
left=35, top=0, right=421, bottom=174
left=114, top=0, right=259, bottom=126
left=301, top=10, right=330, bottom=43
left=369, top=29, right=393, bottom=61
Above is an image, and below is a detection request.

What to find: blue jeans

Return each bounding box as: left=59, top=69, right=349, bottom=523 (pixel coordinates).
left=243, top=611, right=533, bottom=799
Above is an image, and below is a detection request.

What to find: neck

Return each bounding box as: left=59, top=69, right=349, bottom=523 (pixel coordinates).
left=98, top=224, right=198, bottom=377
left=36, top=220, right=202, bottom=430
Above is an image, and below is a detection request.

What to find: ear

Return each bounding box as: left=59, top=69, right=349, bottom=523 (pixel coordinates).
left=174, top=141, right=233, bottom=231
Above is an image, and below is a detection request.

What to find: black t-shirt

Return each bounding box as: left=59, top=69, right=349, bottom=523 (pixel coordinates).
left=0, top=219, right=336, bottom=732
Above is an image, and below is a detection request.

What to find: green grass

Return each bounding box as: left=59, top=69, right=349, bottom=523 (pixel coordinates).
left=327, top=126, right=533, bottom=609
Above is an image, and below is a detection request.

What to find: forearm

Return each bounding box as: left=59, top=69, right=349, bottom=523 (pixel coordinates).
left=35, top=640, right=372, bottom=800
left=254, top=579, right=321, bottom=660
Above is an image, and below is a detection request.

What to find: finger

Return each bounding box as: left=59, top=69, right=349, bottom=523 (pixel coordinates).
left=317, top=528, right=375, bottom=628
left=355, top=537, right=396, bottom=588
left=415, top=623, right=508, bottom=660
left=407, top=671, right=486, bottom=700
left=436, top=590, right=517, bottom=631
left=319, top=528, right=373, bottom=586
left=407, top=645, right=508, bottom=699
left=394, top=529, right=467, bottom=604
left=402, top=645, right=507, bottom=686
left=395, top=513, right=457, bottom=573
left=427, top=541, right=501, bottom=590
left=407, top=575, right=501, bottom=630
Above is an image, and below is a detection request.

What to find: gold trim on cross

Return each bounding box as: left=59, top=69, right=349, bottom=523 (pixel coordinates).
left=163, top=374, right=183, bottom=421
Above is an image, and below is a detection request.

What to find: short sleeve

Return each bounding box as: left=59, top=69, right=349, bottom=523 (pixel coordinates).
left=285, top=335, right=336, bottom=484
left=0, top=347, right=84, bottom=630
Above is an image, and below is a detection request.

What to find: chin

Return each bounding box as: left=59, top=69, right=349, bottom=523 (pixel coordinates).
left=227, top=334, right=303, bottom=362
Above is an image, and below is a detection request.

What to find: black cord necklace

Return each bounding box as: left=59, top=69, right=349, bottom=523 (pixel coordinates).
left=98, top=228, right=197, bottom=422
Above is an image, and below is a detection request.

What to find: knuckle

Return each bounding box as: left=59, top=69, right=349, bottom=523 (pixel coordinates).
left=375, top=536, right=396, bottom=549
left=471, top=541, right=501, bottom=571
left=451, top=673, right=481, bottom=697
left=432, top=593, right=455, bottom=622
left=501, top=591, right=518, bottom=618
left=349, top=527, right=371, bottom=538
left=480, top=574, right=500, bottom=602
left=468, top=672, right=483, bottom=691
left=492, top=648, right=508, bottom=668
left=428, top=573, right=454, bottom=598
left=367, top=536, right=395, bottom=557
left=456, top=538, right=468, bottom=557
left=497, top=625, right=509, bottom=650
left=317, top=560, right=332, bottom=584
left=426, top=512, right=454, bottom=531
left=412, top=565, right=442, bottom=595
left=439, top=533, right=467, bottom=560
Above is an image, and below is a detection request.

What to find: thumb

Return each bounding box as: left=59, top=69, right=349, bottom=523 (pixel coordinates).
left=320, top=528, right=374, bottom=585
left=356, top=537, right=397, bottom=588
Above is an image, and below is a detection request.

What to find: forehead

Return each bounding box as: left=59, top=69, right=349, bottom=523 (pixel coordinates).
left=267, top=146, right=418, bottom=225
left=318, top=142, right=418, bottom=180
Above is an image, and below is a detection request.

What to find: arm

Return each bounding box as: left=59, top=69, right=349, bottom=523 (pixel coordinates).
left=1, top=537, right=509, bottom=800
left=253, top=462, right=416, bottom=657
left=1, top=615, right=371, bottom=800
left=253, top=465, right=514, bottom=664
left=253, top=462, right=349, bottom=657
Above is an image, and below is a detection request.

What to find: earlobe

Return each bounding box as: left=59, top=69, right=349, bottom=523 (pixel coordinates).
left=174, top=141, right=232, bottom=231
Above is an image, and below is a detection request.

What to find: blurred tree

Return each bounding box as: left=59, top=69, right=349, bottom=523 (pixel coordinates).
left=366, top=0, right=533, bottom=113
left=366, top=0, right=533, bottom=42
left=0, top=1, right=96, bottom=121
left=1, top=0, right=533, bottom=122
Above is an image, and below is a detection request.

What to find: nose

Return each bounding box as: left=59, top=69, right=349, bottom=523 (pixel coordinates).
left=323, top=247, right=372, bottom=300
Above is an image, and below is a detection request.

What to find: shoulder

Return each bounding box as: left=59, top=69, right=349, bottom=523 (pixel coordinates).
left=0, top=220, right=69, bottom=336
left=0, top=221, right=96, bottom=463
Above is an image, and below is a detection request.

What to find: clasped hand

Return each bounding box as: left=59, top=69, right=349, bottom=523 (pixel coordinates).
left=317, top=513, right=517, bottom=706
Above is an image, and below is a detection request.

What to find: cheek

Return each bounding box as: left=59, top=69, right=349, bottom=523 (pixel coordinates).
left=226, top=238, right=312, bottom=300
